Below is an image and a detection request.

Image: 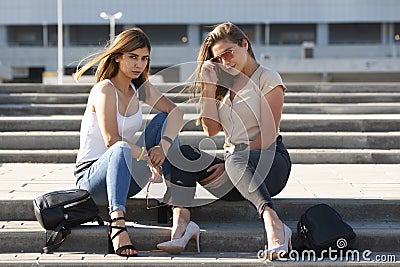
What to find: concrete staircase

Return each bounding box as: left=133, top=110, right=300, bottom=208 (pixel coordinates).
left=1, top=83, right=400, bottom=164
left=0, top=82, right=399, bottom=266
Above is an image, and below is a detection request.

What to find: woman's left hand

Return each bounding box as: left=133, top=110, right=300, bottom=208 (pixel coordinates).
left=147, top=146, right=165, bottom=167
left=149, top=166, right=163, bottom=183
left=199, top=163, right=228, bottom=189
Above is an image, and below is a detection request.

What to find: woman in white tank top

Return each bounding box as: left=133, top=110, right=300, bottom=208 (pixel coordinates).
left=73, top=28, right=183, bottom=257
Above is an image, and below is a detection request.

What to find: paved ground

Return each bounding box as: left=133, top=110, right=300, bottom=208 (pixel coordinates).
left=1, top=163, right=399, bottom=201
left=1, top=163, right=399, bottom=266
left=0, top=251, right=399, bottom=266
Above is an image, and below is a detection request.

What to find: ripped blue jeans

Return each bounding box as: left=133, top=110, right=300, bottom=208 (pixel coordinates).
left=74, top=113, right=178, bottom=214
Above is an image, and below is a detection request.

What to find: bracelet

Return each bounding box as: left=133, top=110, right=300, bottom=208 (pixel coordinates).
left=136, top=146, right=145, bottom=161
left=161, top=135, right=174, bottom=145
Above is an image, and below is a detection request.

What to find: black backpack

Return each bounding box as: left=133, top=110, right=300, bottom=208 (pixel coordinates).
left=33, top=189, right=104, bottom=253
left=293, top=203, right=356, bottom=254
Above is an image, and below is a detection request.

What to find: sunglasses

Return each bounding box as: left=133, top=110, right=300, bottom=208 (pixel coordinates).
left=210, top=50, right=234, bottom=64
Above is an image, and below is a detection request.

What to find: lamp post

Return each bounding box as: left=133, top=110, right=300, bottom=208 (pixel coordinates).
left=394, top=34, right=400, bottom=58
left=100, top=11, right=123, bottom=44
left=57, top=0, right=63, bottom=84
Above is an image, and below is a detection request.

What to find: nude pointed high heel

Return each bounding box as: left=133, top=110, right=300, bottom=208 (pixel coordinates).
left=157, top=221, right=200, bottom=254
left=266, top=224, right=292, bottom=260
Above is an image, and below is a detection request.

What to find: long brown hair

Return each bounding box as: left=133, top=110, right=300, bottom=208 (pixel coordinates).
left=193, top=22, right=256, bottom=124
left=74, top=27, right=151, bottom=100
left=193, top=22, right=256, bottom=100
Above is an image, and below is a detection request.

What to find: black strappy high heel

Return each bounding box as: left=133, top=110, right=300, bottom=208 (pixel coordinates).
left=108, top=217, right=138, bottom=257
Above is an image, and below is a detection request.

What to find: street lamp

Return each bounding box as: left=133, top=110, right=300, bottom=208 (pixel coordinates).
left=392, top=34, right=400, bottom=58
left=100, top=11, right=123, bottom=44
left=57, top=0, right=63, bottom=84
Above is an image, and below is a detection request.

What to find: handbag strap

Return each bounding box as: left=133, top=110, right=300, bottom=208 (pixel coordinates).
left=42, top=216, right=104, bottom=253
left=42, top=221, right=70, bottom=254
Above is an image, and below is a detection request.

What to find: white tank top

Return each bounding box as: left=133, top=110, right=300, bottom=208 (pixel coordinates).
left=76, top=79, right=143, bottom=164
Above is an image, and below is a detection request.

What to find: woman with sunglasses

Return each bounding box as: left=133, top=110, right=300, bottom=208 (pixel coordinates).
left=73, top=28, right=183, bottom=257
left=157, top=22, right=291, bottom=260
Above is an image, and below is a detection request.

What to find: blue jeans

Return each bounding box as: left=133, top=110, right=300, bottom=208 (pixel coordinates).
left=75, top=112, right=178, bottom=214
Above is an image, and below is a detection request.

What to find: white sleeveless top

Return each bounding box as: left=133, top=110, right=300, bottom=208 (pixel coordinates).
left=76, top=79, right=143, bottom=164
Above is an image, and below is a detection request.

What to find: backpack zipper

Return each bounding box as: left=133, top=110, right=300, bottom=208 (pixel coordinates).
left=63, top=196, right=91, bottom=209
left=43, top=189, right=89, bottom=208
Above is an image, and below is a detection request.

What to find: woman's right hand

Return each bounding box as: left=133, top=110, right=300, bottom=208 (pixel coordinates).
left=200, top=61, right=218, bottom=87
left=147, top=146, right=165, bottom=167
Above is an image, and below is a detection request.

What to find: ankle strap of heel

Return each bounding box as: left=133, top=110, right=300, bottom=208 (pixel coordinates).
left=108, top=217, right=128, bottom=241
left=110, top=217, right=125, bottom=222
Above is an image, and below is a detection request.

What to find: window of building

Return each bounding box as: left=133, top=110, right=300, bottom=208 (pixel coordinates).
left=11, top=67, right=45, bottom=83
left=64, top=67, right=95, bottom=76
left=137, top=25, right=187, bottom=45
left=236, top=24, right=256, bottom=43
left=395, top=23, right=400, bottom=43
left=270, top=24, right=316, bottom=45
left=258, top=24, right=266, bottom=45
left=7, top=26, right=43, bottom=46
left=329, top=23, right=381, bottom=44
left=200, top=24, right=213, bottom=41
left=69, top=25, right=123, bottom=46
left=48, top=25, right=58, bottom=46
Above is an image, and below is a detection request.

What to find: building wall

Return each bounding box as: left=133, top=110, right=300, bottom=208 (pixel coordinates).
left=1, top=0, right=399, bottom=24
left=0, top=0, right=399, bottom=82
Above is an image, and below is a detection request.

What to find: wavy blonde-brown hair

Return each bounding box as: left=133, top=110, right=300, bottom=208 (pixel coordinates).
left=74, top=27, right=151, bottom=100
left=193, top=22, right=256, bottom=124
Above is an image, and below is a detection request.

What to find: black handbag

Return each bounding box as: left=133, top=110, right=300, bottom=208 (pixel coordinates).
left=33, top=189, right=104, bottom=253
left=293, top=203, right=356, bottom=253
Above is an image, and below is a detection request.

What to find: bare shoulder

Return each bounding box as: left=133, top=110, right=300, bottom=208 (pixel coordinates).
left=90, top=80, right=115, bottom=97
left=88, top=80, right=116, bottom=109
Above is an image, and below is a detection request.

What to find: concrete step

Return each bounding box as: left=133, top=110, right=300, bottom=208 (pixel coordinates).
left=0, top=148, right=399, bottom=163
left=0, top=104, right=87, bottom=116
left=0, top=220, right=399, bottom=254
left=1, top=82, right=400, bottom=93
left=285, top=92, right=400, bottom=103
left=2, top=92, right=400, bottom=104
left=282, top=103, right=400, bottom=114
left=2, top=163, right=398, bottom=218
left=155, top=93, right=400, bottom=106
left=0, top=84, right=93, bottom=93
left=286, top=83, right=400, bottom=93
left=1, top=114, right=399, bottom=132
left=0, top=252, right=398, bottom=266
left=179, top=132, right=400, bottom=150
left=1, top=131, right=400, bottom=150
left=2, top=102, right=400, bottom=116
left=1, top=162, right=398, bottom=263
left=0, top=83, right=185, bottom=94
left=0, top=93, right=89, bottom=104
left=3, top=197, right=399, bottom=223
